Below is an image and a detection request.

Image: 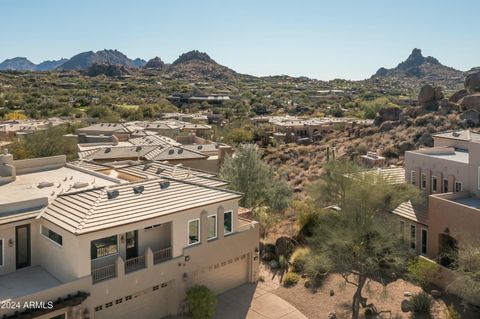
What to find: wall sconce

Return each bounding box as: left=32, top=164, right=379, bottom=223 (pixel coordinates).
left=120, top=235, right=125, bottom=243
left=8, top=239, right=14, bottom=247
left=185, top=255, right=190, bottom=262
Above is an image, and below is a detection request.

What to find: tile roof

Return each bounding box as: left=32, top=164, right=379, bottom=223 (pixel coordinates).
left=38, top=178, right=242, bottom=234
left=149, top=146, right=207, bottom=161
left=392, top=200, right=428, bottom=225
left=357, top=167, right=406, bottom=185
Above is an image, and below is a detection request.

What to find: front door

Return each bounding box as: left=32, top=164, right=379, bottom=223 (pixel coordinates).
left=16, top=224, right=31, bottom=269
left=126, top=231, right=138, bottom=260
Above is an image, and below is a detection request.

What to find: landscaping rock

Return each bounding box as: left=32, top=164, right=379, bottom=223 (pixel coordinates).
left=327, top=312, right=337, bottom=319
left=417, top=133, right=433, bottom=147
left=269, top=259, right=279, bottom=269
left=379, top=120, right=398, bottom=132
left=430, top=289, right=442, bottom=298
left=460, top=109, right=480, bottom=126
left=398, top=141, right=416, bottom=153
left=404, top=291, right=412, bottom=297
left=465, top=70, right=480, bottom=93
left=449, top=89, right=468, bottom=103
left=460, top=93, right=480, bottom=110
left=374, top=107, right=401, bottom=125
left=418, top=84, right=435, bottom=104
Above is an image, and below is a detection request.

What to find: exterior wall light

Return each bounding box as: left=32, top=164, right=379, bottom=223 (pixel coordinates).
left=8, top=238, right=14, bottom=247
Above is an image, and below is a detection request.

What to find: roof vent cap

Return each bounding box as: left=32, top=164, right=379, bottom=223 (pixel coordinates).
left=37, top=181, right=54, bottom=188
left=178, top=149, right=183, bottom=154
left=168, top=149, right=175, bottom=155
left=159, top=181, right=170, bottom=189
left=143, top=163, right=153, bottom=171
left=136, top=146, right=142, bottom=152
left=107, top=190, right=119, bottom=199
left=156, top=168, right=165, bottom=174
left=73, top=181, right=89, bottom=189
left=104, top=148, right=111, bottom=153
left=133, top=185, right=145, bottom=194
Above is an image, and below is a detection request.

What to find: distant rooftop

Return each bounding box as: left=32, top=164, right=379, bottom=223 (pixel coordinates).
left=408, top=147, right=469, bottom=164
left=433, top=130, right=480, bottom=141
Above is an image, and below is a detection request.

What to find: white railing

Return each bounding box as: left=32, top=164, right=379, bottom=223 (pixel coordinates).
left=125, top=255, right=146, bottom=273
left=92, top=264, right=116, bottom=283
left=238, top=216, right=254, bottom=232
left=153, top=247, right=172, bottom=264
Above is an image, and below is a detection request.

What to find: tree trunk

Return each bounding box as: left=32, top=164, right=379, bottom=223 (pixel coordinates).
left=351, top=275, right=367, bottom=319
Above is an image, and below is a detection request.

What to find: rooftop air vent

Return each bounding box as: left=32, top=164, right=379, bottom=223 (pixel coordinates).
left=197, top=145, right=203, bottom=150
left=133, top=185, right=145, bottom=194
left=452, top=131, right=460, bottom=137
left=143, top=163, right=153, bottom=171
left=37, top=181, right=54, bottom=188
left=156, top=168, right=165, bottom=174
left=104, top=148, right=111, bottom=153
left=107, top=190, right=119, bottom=199
left=159, top=181, right=170, bottom=189
left=136, top=146, right=142, bottom=152
left=168, top=149, right=175, bottom=155
left=73, top=181, right=89, bottom=189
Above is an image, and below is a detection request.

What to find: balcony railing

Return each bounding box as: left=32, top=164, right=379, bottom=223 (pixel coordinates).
left=238, top=216, right=254, bottom=232
left=125, top=255, right=146, bottom=273
left=92, top=263, right=116, bottom=283
left=153, top=247, right=172, bottom=264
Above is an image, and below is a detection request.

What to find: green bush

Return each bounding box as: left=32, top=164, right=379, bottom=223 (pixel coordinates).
left=407, top=257, right=440, bottom=290
left=444, top=305, right=461, bottom=319
left=283, top=272, right=300, bottom=287
left=186, top=285, right=217, bottom=319
left=410, top=292, right=432, bottom=315
left=278, top=255, right=289, bottom=271
left=289, top=247, right=311, bottom=273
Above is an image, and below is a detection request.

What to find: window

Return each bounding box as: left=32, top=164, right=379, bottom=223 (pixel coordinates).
left=91, top=235, right=118, bottom=259
left=399, top=221, right=405, bottom=243
left=144, top=224, right=162, bottom=230
left=420, top=173, right=426, bottom=189
left=443, top=178, right=449, bottom=193
left=431, top=176, right=437, bottom=193
left=41, top=225, right=63, bottom=246
left=0, top=239, right=3, bottom=267
left=207, top=215, right=217, bottom=240
left=421, top=229, right=428, bottom=255
left=224, top=211, right=233, bottom=235
left=410, top=171, right=416, bottom=185
left=410, top=225, right=416, bottom=250
left=188, top=219, right=200, bottom=245
left=455, top=181, right=463, bottom=192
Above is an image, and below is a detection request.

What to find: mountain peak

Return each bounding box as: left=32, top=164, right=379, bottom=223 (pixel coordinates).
left=144, top=56, right=165, bottom=69
left=0, top=57, right=36, bottom=71
left=172, top=50, right=216, bottom=66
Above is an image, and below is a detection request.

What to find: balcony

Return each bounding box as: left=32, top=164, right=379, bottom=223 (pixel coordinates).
left=91, top=246, right=173, bottom=284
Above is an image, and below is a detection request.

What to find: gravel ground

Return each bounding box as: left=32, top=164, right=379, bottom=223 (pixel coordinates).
left=271, top=273, right=478, bottom=319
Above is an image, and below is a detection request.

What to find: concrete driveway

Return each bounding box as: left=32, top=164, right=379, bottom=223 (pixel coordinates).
left=169, top=280, right=307, bottom=319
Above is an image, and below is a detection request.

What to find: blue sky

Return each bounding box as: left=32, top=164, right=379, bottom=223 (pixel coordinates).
left=1, top=0, right=479, bottom=80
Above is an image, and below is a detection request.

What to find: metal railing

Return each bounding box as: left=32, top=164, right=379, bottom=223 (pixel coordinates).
left=92, top=264, right=116, bottom=283
left=125, top=255, right=146, bottom=273
left=153, top=247, right=172, bottom=264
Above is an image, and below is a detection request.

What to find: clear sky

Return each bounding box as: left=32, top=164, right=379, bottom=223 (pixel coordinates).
left=1, top=0, right=479, bottom=80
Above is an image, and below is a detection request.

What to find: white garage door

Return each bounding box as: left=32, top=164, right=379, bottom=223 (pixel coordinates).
left=94, top=281, right=172, bottom=319
left=194, top=253, right=250, bottom=294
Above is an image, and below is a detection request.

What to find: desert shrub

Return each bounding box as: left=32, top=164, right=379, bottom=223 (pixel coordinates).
left=410, top=292, right=432, bottom=315
left=186, top=285, right=217, bottom=319
left=278, top=255, right=289, bottom=272
left=289, top=247, right=311, bottom=273
left=407, top=257, right=440, bottom=290
left=304, top=254, right=330, bottom=289
left=275, top=237, right=295, bottom=258
left=283, top=272, right=300, bottom=287
left=444, top=305, right=461, bottom=319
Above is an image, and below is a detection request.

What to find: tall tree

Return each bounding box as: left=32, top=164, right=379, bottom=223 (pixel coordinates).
left=447, top=239, right=480, bottom=306
left=220, top=144, right=291, bottom=213
left=308, top=161, right=421, bottom=319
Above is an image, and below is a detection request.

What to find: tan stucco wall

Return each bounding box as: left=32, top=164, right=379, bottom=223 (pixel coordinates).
left=428, top=193, right=480, bottom=259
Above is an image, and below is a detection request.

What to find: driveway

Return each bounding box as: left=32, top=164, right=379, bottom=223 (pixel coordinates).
left=169, top=280, right=307, bottom=319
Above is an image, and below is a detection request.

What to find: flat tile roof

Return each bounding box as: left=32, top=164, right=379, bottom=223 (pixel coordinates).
left=39, top=178, right=242, bottom=234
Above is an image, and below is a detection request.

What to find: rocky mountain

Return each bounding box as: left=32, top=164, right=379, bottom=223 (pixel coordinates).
left=171, top=50, right=216, bottom=66
left=372, top=48, right=464, bottom=89
left=0, top=57, right=36, bottom=71
left=57, top=49, right=135, bottom=70
left=144, top=57, right=165, bottom=69
left=86, top=63, right=131, bottom=77
left=132, top=58, right=147, bottom=68
left=166, top=50, right=245, bottom=81
left=35, top=58, right=68, bottom=71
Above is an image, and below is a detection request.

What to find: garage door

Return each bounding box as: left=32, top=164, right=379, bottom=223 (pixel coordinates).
left=94, top=281, right=172, bottom=319
left=194, top=253, right=250, bottom=294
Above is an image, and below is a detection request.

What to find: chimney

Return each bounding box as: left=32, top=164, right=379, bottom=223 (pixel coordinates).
left=0, top=149, right=16, bottom=183
left=218, top=145, right=232, bottom=165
